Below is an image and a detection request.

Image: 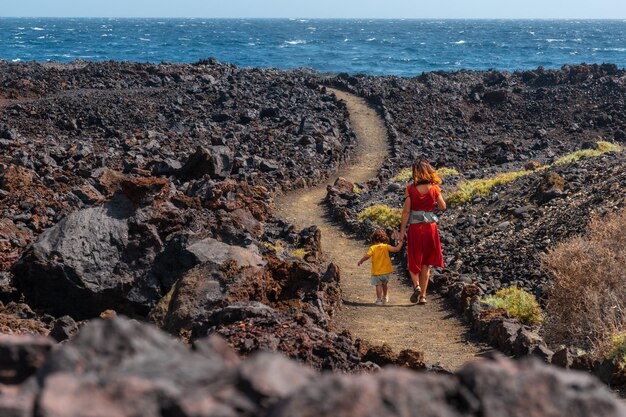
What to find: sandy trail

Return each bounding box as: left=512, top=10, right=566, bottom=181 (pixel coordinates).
left=278, top=88, right=489, bottom=370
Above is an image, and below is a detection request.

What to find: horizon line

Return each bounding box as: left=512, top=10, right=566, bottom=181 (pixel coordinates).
left=2, top=16, right=626, bottom=20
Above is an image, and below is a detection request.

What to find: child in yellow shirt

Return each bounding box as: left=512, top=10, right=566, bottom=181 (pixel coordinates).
left=357, top=229, right=404, bottom=305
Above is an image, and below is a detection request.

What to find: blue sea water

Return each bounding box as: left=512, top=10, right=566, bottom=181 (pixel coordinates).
left=1, top=18, right=625, bottom=76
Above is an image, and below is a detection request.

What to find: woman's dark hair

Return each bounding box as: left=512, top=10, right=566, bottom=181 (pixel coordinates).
left=371, top=229, right=390, bottom=244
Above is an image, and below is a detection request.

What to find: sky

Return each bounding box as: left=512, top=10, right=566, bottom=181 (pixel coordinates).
left=1, top=0, right=626, bottom=19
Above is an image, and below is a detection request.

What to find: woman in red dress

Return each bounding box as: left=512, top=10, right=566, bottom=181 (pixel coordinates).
left=399, top=159, right=446, bottom=304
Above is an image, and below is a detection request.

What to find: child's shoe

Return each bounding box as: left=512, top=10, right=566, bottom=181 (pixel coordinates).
left=374, top=298, right=383, bottom=306
left=383, top=295, right=389, bottom=304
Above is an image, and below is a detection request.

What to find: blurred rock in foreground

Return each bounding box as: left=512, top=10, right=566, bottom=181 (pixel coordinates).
left=0, top=317, right=624, bottom=417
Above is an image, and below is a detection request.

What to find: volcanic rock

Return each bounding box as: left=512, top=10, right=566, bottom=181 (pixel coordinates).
left=457, top=354, right=625, bottom=417
left=1, top=317, right=625, bottom=416
left=0, top=334, right=53, bottom=384
left=13, top=194, right=191, bottom=318
left=48, top=316, right=79, bottom=342
left=533, top=171, right=567, bottom=204
left=363, top=343, right=398, bottom=366
left=177, top=146, right=234, bottom=180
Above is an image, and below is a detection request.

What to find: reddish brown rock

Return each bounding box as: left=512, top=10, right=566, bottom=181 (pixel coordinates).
left=97, top=169, right=170, bottom=205
left=363, top=343, right=398, bottom=366
left=398, top=349, right=427, bottom=370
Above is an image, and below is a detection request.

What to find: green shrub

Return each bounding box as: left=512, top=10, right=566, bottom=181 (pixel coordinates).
left=291, top=248, right=310, bottom=259
left=607, top=333, right=626, bottom=365
left=263, top=242, right=285, bottom=253
left=448, top=140, right=621, bottom=208
left=447, top=170, right=534, bottom=207
left=437, top=167, right=460, bottom=177
left=555, top=141, right=622, bottom=165
left=353, top=184, right=364, bottom=194
left=392, top=168, right=413, bottom=183
left=483, top=287, right=543, bottom=326
left=357, top=205, right=402, bottom=229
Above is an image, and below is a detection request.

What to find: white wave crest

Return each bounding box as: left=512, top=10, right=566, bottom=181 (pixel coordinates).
left=31, top=27, right=45, bottom=31
left=284, top=40, right=306, bottom=45
left=453, top=40, right=466, bottom=44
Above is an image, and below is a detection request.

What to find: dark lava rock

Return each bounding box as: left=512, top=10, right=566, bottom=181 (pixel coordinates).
left=488, top=318, right=521, bottom=355
left=482, top=89, right=509, bottom=104
left=13, top=196, right=141, bottom=318
left=176, top=146, right=234, bottom=181
left=0, top=318, right=624, bottom=416
left=237, top=352, right=315, bottom=399
left=457, top=354, right=625, bottom=417
left=270, top=368, right=468, bottom=417
left=147, top=158, right=182, bottom=176
left=533, top=171, right=568, bottom=205
left=207, top=302, right=365, bottom=371
left=49, top=316, right=79, bottom=342
left=260, top=107, right=280, bottom=119
left=12, top=192, right=194, bottom=319
left=595, top=357, right=626, bottom=386
left=0, top=125, right=18, bottom=140
left=552, top=347, right=576, bottom=369
left=272, top=353, right=625, bottom=417
left=0, top=334, right=53, bottom=384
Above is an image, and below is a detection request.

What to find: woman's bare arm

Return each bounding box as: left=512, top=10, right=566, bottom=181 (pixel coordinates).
left=399, top=188, right=411, bottom=238
left=437, top=192, right=447, bottom=211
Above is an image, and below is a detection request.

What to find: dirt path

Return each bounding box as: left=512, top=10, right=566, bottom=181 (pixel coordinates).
left=276, top=88, right=488, bottom=370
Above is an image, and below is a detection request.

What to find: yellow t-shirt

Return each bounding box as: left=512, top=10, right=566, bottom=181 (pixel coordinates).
left=367, top=243, right=393, bottom=276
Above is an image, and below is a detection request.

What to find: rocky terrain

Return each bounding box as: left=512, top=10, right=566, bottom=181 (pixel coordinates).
left=323, top=64, right=626, bottom=385
left=1, top=316, right=625, bottom=417
left=332, top=63, right=625, bottom=171
left=328, top=153, right=626, bottom=298
left=328, top=64, right=626, bottom=297
left=0, top=59, right=381, bottom=371
left=1, top=60, right=626, bottom=411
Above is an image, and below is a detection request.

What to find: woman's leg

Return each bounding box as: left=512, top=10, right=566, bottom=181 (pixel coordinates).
left=419, top=264, right=430, bottom=297
left=409, top=270, right=420, bottom=289
left=409, top=269, right=422, bottom=303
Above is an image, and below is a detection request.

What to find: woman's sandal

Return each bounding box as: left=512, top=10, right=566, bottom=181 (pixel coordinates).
left=410, top=286, right=422, bottom=303
left=418, top=296, right=427, bottom=305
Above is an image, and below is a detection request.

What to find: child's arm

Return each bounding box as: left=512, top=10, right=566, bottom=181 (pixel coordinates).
left=388, top=239, right=404, bottom=253
left=357, top=254, right=371, bottom=266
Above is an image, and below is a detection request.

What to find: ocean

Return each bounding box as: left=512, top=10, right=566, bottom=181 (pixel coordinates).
left=1, top=18, right=625, bottom=76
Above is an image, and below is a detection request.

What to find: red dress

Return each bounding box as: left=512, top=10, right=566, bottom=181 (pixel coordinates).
left=407, top=184, right=445, bottom=273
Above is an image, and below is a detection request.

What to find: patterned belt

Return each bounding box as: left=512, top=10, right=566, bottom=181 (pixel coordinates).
left=409, top=210, right=439, bottom=224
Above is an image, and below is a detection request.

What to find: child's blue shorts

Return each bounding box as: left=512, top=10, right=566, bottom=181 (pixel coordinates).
left=370, top=274, right=391, bottom=286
